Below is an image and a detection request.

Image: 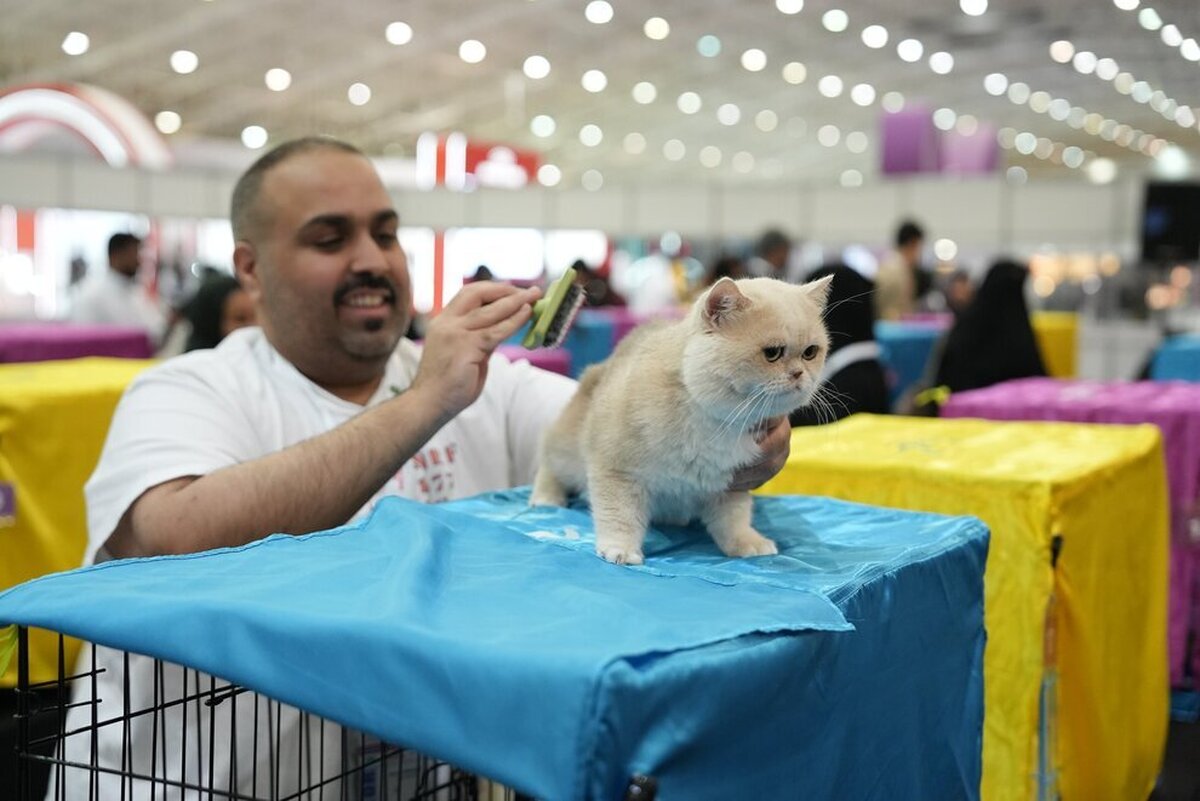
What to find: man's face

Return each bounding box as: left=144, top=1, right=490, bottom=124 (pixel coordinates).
left=237, top=150, right=412, bottom=377
left=110, top=243, right=141, bottom=277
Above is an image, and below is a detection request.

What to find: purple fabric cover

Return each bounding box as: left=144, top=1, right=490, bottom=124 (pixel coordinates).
left=881, top=105, right=941, bottom=175
left=0, top=323, right=153, bottom=363
left=496, top=344, right=571, bottom=377
left=943, top=377, right=1200, bottom=685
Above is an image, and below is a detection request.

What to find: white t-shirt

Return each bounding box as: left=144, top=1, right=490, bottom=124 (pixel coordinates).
left=70, top=268, right=168, bottom=344
left=53, top=326, right=577, bottom=800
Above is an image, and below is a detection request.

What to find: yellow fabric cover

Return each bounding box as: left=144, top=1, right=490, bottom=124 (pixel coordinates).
left=1031, top=311, right=1078, bottom=378
left=0, top=358, right=151, bottom=687
left=759, top=415, right=1167, bottom=801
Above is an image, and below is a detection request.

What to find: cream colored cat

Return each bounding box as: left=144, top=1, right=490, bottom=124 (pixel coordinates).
left=530, top=275, right=832, bottom=565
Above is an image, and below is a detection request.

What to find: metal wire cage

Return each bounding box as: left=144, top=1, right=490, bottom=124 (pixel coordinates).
left=10, top=626, right=523, bottom=801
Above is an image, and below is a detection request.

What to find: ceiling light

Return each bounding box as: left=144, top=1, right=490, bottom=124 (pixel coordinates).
left=537, top=164, right=561, bottom=187
left=699, top=146, right=723, bottom=168
left=644, top=17, right=670, bottom=40
left=632, top=82, right=657, bottom=104
left=623, top=132, right=647, bottom=154
left=585, top=0, right=613, bottom=24
left=663, top=139, right=686, bottom=160
left=960, top=0, right=987, bottom=16
left=732, top=151, right=755, bottom=173
left=348, top=82, right=371, bottom=106
left=934, top=238, right=958, bottom=260
left=1176, top=107, right=1197, bottom=128
left=459, top=39, right=486, bottom=63
left=1087, top=157, right=1117, bottom=184
left=817, top=75, right=843, bottom=98
left=1095, top=57, right=1119, bottom=80
left=822, top=9, right=849, bottom=32
left=817, top=124, right=841, bottom=147
left=782, top=61, right=807, bottom=84
left=385, top=21, right=413, bottom=45
left=1114, top=72, right=1135, bottom=94
left=1182, top=38, right=1200, bottom=61
left=840, top=169, right=864, bottom=188
left=933, top=108, right=957, bottom=131
left=1099, top=119, right=1118, bottom=140
left=741, top=48, right=767, bottom=72
left=579, top=124, right=603, bottom=146
left=1029, top=91, right=1051, bottom=113
left=881, top=91, right=905, bottom=112
left=530, top=114, right=556, bottom=137
left=1131, top=81, right=1152, bottom=103
left=523, top=55, right=550, bottom=79
left=1006, top=166, right=1028, bottom=185
left=1007, top=81, right=1031, bottom=104
left=1062, top=146, right=1084, bottom=168
left=241, top=125, right=268, bottom=150
left=983, top=72, right=1008, bottom=95
left=845, top=131, right=868, bottom=153
left=1049, top=40, right=1075, bottom=63
left=1113, top=0, right=1139, bottom=9
left=929, top=50, right=954, bottom=73
left=897, top=39, right=923, bottom=63
left=776, top=0, right=804, bottom=13
left=1155, top=145, right=1190, bottom=179
left=1067, top=107, right=1087, bottom=127
left=154, top=111, right=181, bottom=135
left=717, top=103, right=741, bottom=125
left=170, top=49, right=198, bottom=74
left=677, top=91, right=702, bottom=114
left=996, top=127, right=1017, bottom=148
left=1048, top=98, right=1071, bottom=120
left=1072, top=51, right=1097, bottom=74
left=61, top=31, right=89, bottom=56
left=755, top=109, right=779, bottom=132
left=1162, top=24, right=1183, bottom=47
left=1083, top=112, right=1104, bottom=134
left=850, top=83, right=875, bottom=106
left=861, top=25, right=888, bottom=48
left=1034, top=137, right=1053, bottom=159
left=1014, top=132, right=1037, bottom=154
left=264, top=68, right=291, bottom=91
left=1150, top=90, right=1168, bottom=111
left=581, top=69, right=607, bottom=92
left=1138, top=8, right=1162, bottom=30
left=581, top=169, right=604, bottom=191
left=697, top=35, right=721, bottom=57
left=956, top=114, right=979, bottom=136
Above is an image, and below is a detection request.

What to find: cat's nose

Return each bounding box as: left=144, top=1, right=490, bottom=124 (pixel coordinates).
left=789, top=368, right=805, bottom=381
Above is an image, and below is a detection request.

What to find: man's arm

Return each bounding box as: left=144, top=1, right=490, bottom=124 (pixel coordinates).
left=106, top=283, right=541, bottom=558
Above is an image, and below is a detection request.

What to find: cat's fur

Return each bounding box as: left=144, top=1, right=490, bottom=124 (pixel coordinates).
left=530, top=275, right=833, bottom=564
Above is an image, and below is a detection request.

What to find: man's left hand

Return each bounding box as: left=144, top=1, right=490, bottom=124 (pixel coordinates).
left=728, top=416, right=791, bottom=492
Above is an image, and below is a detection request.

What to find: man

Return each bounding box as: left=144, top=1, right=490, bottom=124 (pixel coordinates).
left=746, top=228, right=793, bottom=280
left=56, top=137, right=790, bottom=798
left=71, top=232, right=168, bottom=344
left=874, top=220, right=933, bottom=320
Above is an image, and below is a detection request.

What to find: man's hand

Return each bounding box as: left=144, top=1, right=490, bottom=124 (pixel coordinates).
left=728, top=416, right=791, bottom=492
left=411, top=282, right=541, bottom=424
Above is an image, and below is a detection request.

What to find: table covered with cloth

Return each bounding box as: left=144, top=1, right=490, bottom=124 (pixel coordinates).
left=942, top=377, right=1200, bottom=687
left=0, top=357, right=152, bottom=687
left=758, top=414, right=1168, bottom=801
left=0, top=322, right=154, bottom=363
left=0, top=491, right=988, bottom=801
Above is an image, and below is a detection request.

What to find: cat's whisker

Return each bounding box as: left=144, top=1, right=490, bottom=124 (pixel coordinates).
left=820, top=289, right=875, bottom=321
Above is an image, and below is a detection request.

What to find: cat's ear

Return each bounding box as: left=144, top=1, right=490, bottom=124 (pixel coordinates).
left=703, top=278, right=749, bottom=328
left=801, top=274, right=834, bottom=309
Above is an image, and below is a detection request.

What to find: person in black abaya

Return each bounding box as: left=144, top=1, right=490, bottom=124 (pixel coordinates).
left=933, top=259, right=1046, bottom=393
left=791, top=263, right=890, bottom=427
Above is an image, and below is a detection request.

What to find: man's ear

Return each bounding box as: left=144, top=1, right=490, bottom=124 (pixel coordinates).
left=233, top=241, right=262, bottom=302
left=702, top=277, right=749, bottom=328
left=801, top=274, right=834, bottom=309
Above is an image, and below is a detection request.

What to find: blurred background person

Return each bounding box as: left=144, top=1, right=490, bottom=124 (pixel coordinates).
left=933, top=258, right=1046, bottom=393
left=573, top=258, right=626, bottom=307
left=943, top=268, right=976, bottom=321
left=180, top=272, right=256, bottom=352
left=875, top=220, right=933, bottom=320
left=71, top=233, right=168, bottom=345
left=746, top=229, right=793, bottom=280
left=791, top=263, right=889, bottom=427
left=702, top=254, right=747, bottom=287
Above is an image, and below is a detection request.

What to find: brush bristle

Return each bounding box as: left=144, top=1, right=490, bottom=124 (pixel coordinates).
left=541, top=284, right=585, bottom=348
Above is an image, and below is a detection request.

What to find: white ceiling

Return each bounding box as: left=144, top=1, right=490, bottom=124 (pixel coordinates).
left=2, top=0, right=1199, bottom=187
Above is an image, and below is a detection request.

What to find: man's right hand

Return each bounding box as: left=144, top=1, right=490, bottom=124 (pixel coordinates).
left=411, top=282, right=541, bottom=424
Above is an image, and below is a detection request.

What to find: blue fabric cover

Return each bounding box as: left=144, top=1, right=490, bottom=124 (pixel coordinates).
left=0, top=492, right=987, bottom=800
left=1151, top=334, right=1200, bottom=382
left=875, top=320, right=943, bottom=403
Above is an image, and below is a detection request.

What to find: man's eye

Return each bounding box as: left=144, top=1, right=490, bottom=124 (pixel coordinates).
left=762, top=345, right=785, bottom=362
left=375, top=232, right=398, bottom=246
left=314, top=237, right=343, bottom=250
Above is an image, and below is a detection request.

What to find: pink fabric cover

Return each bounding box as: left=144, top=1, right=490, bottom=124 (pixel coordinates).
left=495, top=345, right=571, bottom=377
left=943, top=377, right=1200, bottom=685
left=0, top=322, right=154, bottom=363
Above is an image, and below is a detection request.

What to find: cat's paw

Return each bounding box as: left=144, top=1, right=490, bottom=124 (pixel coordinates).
left=596, top=544, right=645, bottom=565
left=720, top=531, right=779, bottom=558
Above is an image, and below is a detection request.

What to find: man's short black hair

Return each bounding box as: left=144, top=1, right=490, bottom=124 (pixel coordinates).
left=107, top=233, right=141, bottom=258
left=756, top=229, right=792, bottom=257
left=896, top=220, right=925, bottom=248
left=230, top=137, right=366, bottom=242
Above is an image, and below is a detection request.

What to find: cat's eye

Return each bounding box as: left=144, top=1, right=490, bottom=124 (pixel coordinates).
left=802, top=344, right=821, bottom=360
left=762, top=345, right=785, bottom=362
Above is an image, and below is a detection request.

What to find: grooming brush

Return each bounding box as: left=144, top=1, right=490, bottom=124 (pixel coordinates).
left=522, top=267, right=585, bottom=349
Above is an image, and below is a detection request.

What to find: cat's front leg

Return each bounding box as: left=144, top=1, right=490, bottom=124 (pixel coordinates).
left=702, top=491, right=778, bottom=558
left=530, top=464, right=568, bottom=507
left=589, top=470, right=650, bottom=565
